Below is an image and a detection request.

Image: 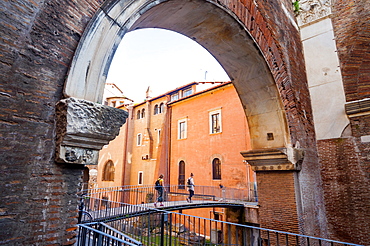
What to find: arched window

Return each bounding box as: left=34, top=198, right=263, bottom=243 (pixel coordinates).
left=137, top=110, right=141, bottom=119
left=102, top=160, right=115, bottom=181
left=141, top=109, right=145, bottom=118
left=178, top=160, right=185, bottom=189
left=154, top=105, right=158, bottom=115
left=159, top=103, right=164, bottom=113
left=212, top=158, right=221, bottom=180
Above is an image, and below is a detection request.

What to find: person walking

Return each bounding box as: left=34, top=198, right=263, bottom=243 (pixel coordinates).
left=154, top=174, right=164, bottom=207
left=186, top=173, right=195, bottom=203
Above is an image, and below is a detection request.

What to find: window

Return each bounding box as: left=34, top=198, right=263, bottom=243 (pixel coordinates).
left=141, top=109, right=145, bottom=118
left=178, top=119, right=187, bottom=139
left=178, top=161, right=185, bottom=189
left=138, top=171, right=143, bottom=185
left=212, top=158, right=221, bottom=180
left=137, top=133, right=142, bottom=146
left=159, top=103, right=164, bottom=113
left=183, top=88, right=192, bottom=97
left=154, top=105, right=159, bottom=115
left=171, top=93, right=179, bottom=101
left=209, top=109, right=222, bottom=134
left=102, top=160, right=115, bottom=181
left=137, top=110, right=141, bottom=119
left=157, top=129, right=161, bottom=143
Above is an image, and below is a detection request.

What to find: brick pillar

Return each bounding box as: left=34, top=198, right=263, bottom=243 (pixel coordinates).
left=241, top=148, right=303, bottom=234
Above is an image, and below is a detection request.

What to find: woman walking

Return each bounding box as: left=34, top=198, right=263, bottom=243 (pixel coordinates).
left=186, top=173, right=195, bottom=203
left=154, top=174, right=164, bottom=207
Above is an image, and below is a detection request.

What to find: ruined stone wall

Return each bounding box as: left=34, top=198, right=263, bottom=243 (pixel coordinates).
left=1, top=0, right=367, bottom=244
left=318, top=136, right=370, bottom=245
left=331, top=0, right=370, bottom=102
left=222, top=0, right=326, bottom=237
left=315, top=1, right=370, bottom=244
left=0, top=0, right=318, bottom=244
left=0, top=0, right=101, bottom=244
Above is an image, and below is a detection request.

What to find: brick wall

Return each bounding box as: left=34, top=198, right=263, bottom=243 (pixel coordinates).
left=331, top=0, right=370, bottom=102
left=2, top=0, right=365, bottom=244
left=318, top=136, right=370, bottom=245
left=256, top=171, right=300, bottom=234
left=0, top=0, right=100, bottom=244
left=320, top=1, right=370, bottom=244
left=217, top=0, right=326, bottom=237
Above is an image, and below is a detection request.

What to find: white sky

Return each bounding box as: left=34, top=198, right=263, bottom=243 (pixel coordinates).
left=106, top=28, right=230, bottom=103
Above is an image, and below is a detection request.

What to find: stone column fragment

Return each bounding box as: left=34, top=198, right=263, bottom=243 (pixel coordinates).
left=55, top=97, right=128, bottom=165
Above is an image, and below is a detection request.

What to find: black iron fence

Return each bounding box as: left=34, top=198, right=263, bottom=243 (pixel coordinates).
left=77, top=198, right=362, bottom=246
left=77, top=222, right=143, bottom=246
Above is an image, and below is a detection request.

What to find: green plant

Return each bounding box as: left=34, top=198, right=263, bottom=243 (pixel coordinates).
left=293, top=0, right=300, bottom=14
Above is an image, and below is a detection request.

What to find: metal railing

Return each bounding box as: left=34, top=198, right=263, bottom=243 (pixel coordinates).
left=77, top=222, right=143, bottom=246
left=77, top=201, right=362, bottom=246
left=82, top=184, right=257, bottom=211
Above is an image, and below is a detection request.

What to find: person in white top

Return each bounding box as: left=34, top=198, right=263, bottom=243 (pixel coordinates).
left=186, top=173, right=195, bottom=203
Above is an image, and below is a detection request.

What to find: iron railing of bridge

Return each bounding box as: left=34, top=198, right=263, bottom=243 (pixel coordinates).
left=77, top=200, right=362, bottom=246
left=77, top=221, right=143, bottom=246
left=82, top=184, right=257, bottom=211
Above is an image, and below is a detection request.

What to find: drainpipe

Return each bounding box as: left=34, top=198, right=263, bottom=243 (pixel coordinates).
left=166, top=104, right=172, bottom=185
left=146, top=100, right=153, bottom=159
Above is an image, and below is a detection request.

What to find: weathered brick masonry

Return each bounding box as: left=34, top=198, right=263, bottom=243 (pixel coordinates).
left=0, top=0, right=101, bottom=244
left=219, top=0, right=325, bottom=237
left=318, top=136, right=370, bottom=244
left=256, top=172, right=299, bottom=234
left=317, top=1, right=370, bottom=245
left=0, top=0, right=320, bottom=244
left=0, top=0, right=368, bottom=245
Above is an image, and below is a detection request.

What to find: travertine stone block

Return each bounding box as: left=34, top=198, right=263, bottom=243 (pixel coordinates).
left=55, top=97, right=128, bottom=165
left=241, top=147, right=304, bottom=171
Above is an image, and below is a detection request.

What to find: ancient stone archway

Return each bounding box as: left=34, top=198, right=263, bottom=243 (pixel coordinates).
left=63, top=0, right=325, bottom=237
left=65, top=0, right=288, bottom=150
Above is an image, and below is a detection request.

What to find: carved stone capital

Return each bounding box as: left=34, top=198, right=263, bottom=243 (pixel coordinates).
left=296, top=0, right=332, bottom=26
left=241, top=147, right=304, bottom=172
left=55, top=97, right=128, bottom=165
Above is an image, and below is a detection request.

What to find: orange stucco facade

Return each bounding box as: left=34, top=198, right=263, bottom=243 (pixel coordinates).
left=94, top=82, right=254, bottom=192
left=169, top=83, right=253, bottom=189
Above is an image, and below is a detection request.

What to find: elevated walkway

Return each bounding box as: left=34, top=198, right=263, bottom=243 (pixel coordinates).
left=77, top=186, right=362, bottom=246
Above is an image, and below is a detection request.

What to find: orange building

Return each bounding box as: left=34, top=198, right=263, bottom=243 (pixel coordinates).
left=93, top=82, right=254, bottom=194
left=89, top=83, right=133, bottom=190
left=168, top=82, right=253, bottom=190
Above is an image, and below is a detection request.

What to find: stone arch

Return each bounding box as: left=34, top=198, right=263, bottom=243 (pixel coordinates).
left=62, top=0, right=325, bottom=237
left=64, top=0, right=290, bottom=150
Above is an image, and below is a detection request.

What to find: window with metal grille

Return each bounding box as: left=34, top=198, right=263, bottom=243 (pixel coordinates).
left=212, top=158, right=221, bottom=180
